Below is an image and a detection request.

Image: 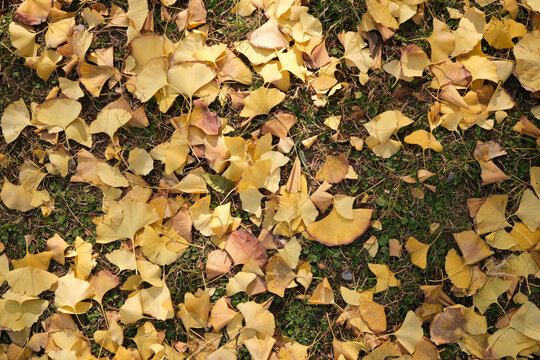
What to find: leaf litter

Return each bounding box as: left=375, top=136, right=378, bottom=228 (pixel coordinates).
left=0, top=0, right=539, bottom=359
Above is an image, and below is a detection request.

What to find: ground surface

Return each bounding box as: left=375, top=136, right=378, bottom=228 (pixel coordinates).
left=0, top=0, right=539, bottom=359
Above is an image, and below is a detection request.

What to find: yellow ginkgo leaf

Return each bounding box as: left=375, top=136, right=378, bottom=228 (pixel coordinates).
left=90, top=107, right=132, bottom=139
left=366, top=0, right=399, bottom=29
left=445, top=248, right=471, bottom=289
left=368, top=263, right=400, bottom=293
left=515, top=189, right=540, bottom=232
left=265, top=255, right=295, bottom=297
left=73, top=237, right=94, bottom=280
left=0, top=290, right=49, bottom=332
left=401, top=45, right=429, bottom=78
left=394, top=311, right=423, bottom=354
left=428, top=19, right=455, bottom=63
left=484, top=17, right=527, bottom=49
left=105, top=248, right=136, bottom=271
left=472, top=276, right=513, bottom=314
left=332, top=339, right=362, bottom=360
left=485, top=327, right=537, bottom=359
left=247, top=18, right=288, bottom=50
left=514, top=30, right=540, bottom=92
left=150, top=131, right=190, bottom=174
left=45, top=18, right=75, bottom=49
left=237, top=301, right=275, bottom=337
left=453, top=230, right=494, bottom=265
left=1, top=178, right=50, bottom=212
left=308, top=278, right=334, bottom=305
left=9, top=22, right=38, bottom=57
left=138, top=226, right=189, bottom=266
left=315, top=155, right=348, bottom=184
left=5, top=266, right=58, bottom=296
left=54, top=272, right=94, bottom=314
left=209, top=297, right=237, bottom=331
left=15, top=0, right=52, bottom=25
left=34, top=98, right=81, bottom=132
left=239, top=87, right=286, bottom=118
left=405, top=237, right=430, bottom=269
left=307, top=206, right=372, bottom=246
left=88, top=270, right=120, bottom=305
left=168, top=62, right=216, bottom=99
left=97, top=162, right=129, bottom=188
left=339, top=31, right=374, bottom=74
left=128, top=148, right=154, bottom=176
left=129, top=56, right=169, bottom=102
left=96, top=198, right=160, bottom=243
left=531, top=166, right=540, bottom=197
left=475, top=194, right=510, bottom=234
left=244, top=335, right=276, bottom=360
left=1, top=98, right=30, bottom=144
left=404, top=130, right=443, bottom=152
left=509, top=301, right=540, bottom=341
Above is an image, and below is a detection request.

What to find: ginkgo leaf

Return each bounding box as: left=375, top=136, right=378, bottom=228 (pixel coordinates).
left=315, top=155, right=348, bottom=184
left=96, top=198, right=160, bottom=243
left=515, top=189, right=540, bottom=232
left=453, top=230, right=494, bottom=265
left=237, top=301, right=275, bottom=337
left=5, top=266, right=58, bottom=296
left=224, top=229, right=268, bottom=268
left=445, top=249, right=471, bottom=289
left=510, top=301, right=540, bottom=341
left=138, top=226, right=189, bottom=266
left=239, top=87, right=286, bottom=118
left=486, top=326, right=538, bottom=359
left=1, top=178, right=50, bottom=212
left=429, top=306, right=466, bottom=345
left=9, top=22, right=38, bottom=57
left=428, top=19, right=455, bottom=63
left=308, top=278, right=334, bottom=305
left=168, top=62, right=216, bottom=99
left=35, top=98, right=81, bottom=132
left=307, top=206, right=372, bottom=246
left=472, top=276, right=513, bottom=314
left=404, top=130, right=443, bottom=152
left=90, top=107, right=132, bottom=139
left=484, top=17, right=527, bottom=49
left=89, top=270, right=120, bottom=305
left=368, top=263, right=400, bottom=293
left=2, top=98, right=30, bottom=144
left=366, top=0, right=399, bottom=29
left=394, top=311, right=423, bottom=354
left=55, top=272, right=94, bottom=314
left=401, top=45, right=429, bottom=78
left=106, top=248, right=136, bottom=271
left=15, top=0, right=51, bottom=25
left=248, top=18, right=288, bottom=50
left=0, top=291, right=49, bottom=332
left=45, top=18, right=75, bottom=49
left=129, top=57, right=169, bottom=103
left=226, top=271, right=257, bottom=297
left=206, top=249, right=232, bottom=279
left=475, top=194, right=510, bottom=234
left=332, top=339, right=362, bottom=360
left=209, top=297, right=237, bottom=331
left=265, top=255, right=295, bottom=297
left=514, top=30, right=540, bottom=92
left=405, top=237, right=430, bottom=269
left=128, top=148, right=153, bottom=176
left=245, top=335, right=276, bottom=360
left=97, top=162, right=129, bottom=188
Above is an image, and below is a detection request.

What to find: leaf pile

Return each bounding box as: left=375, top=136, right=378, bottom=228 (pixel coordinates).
left=1, top=0, right=539, bottom=359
